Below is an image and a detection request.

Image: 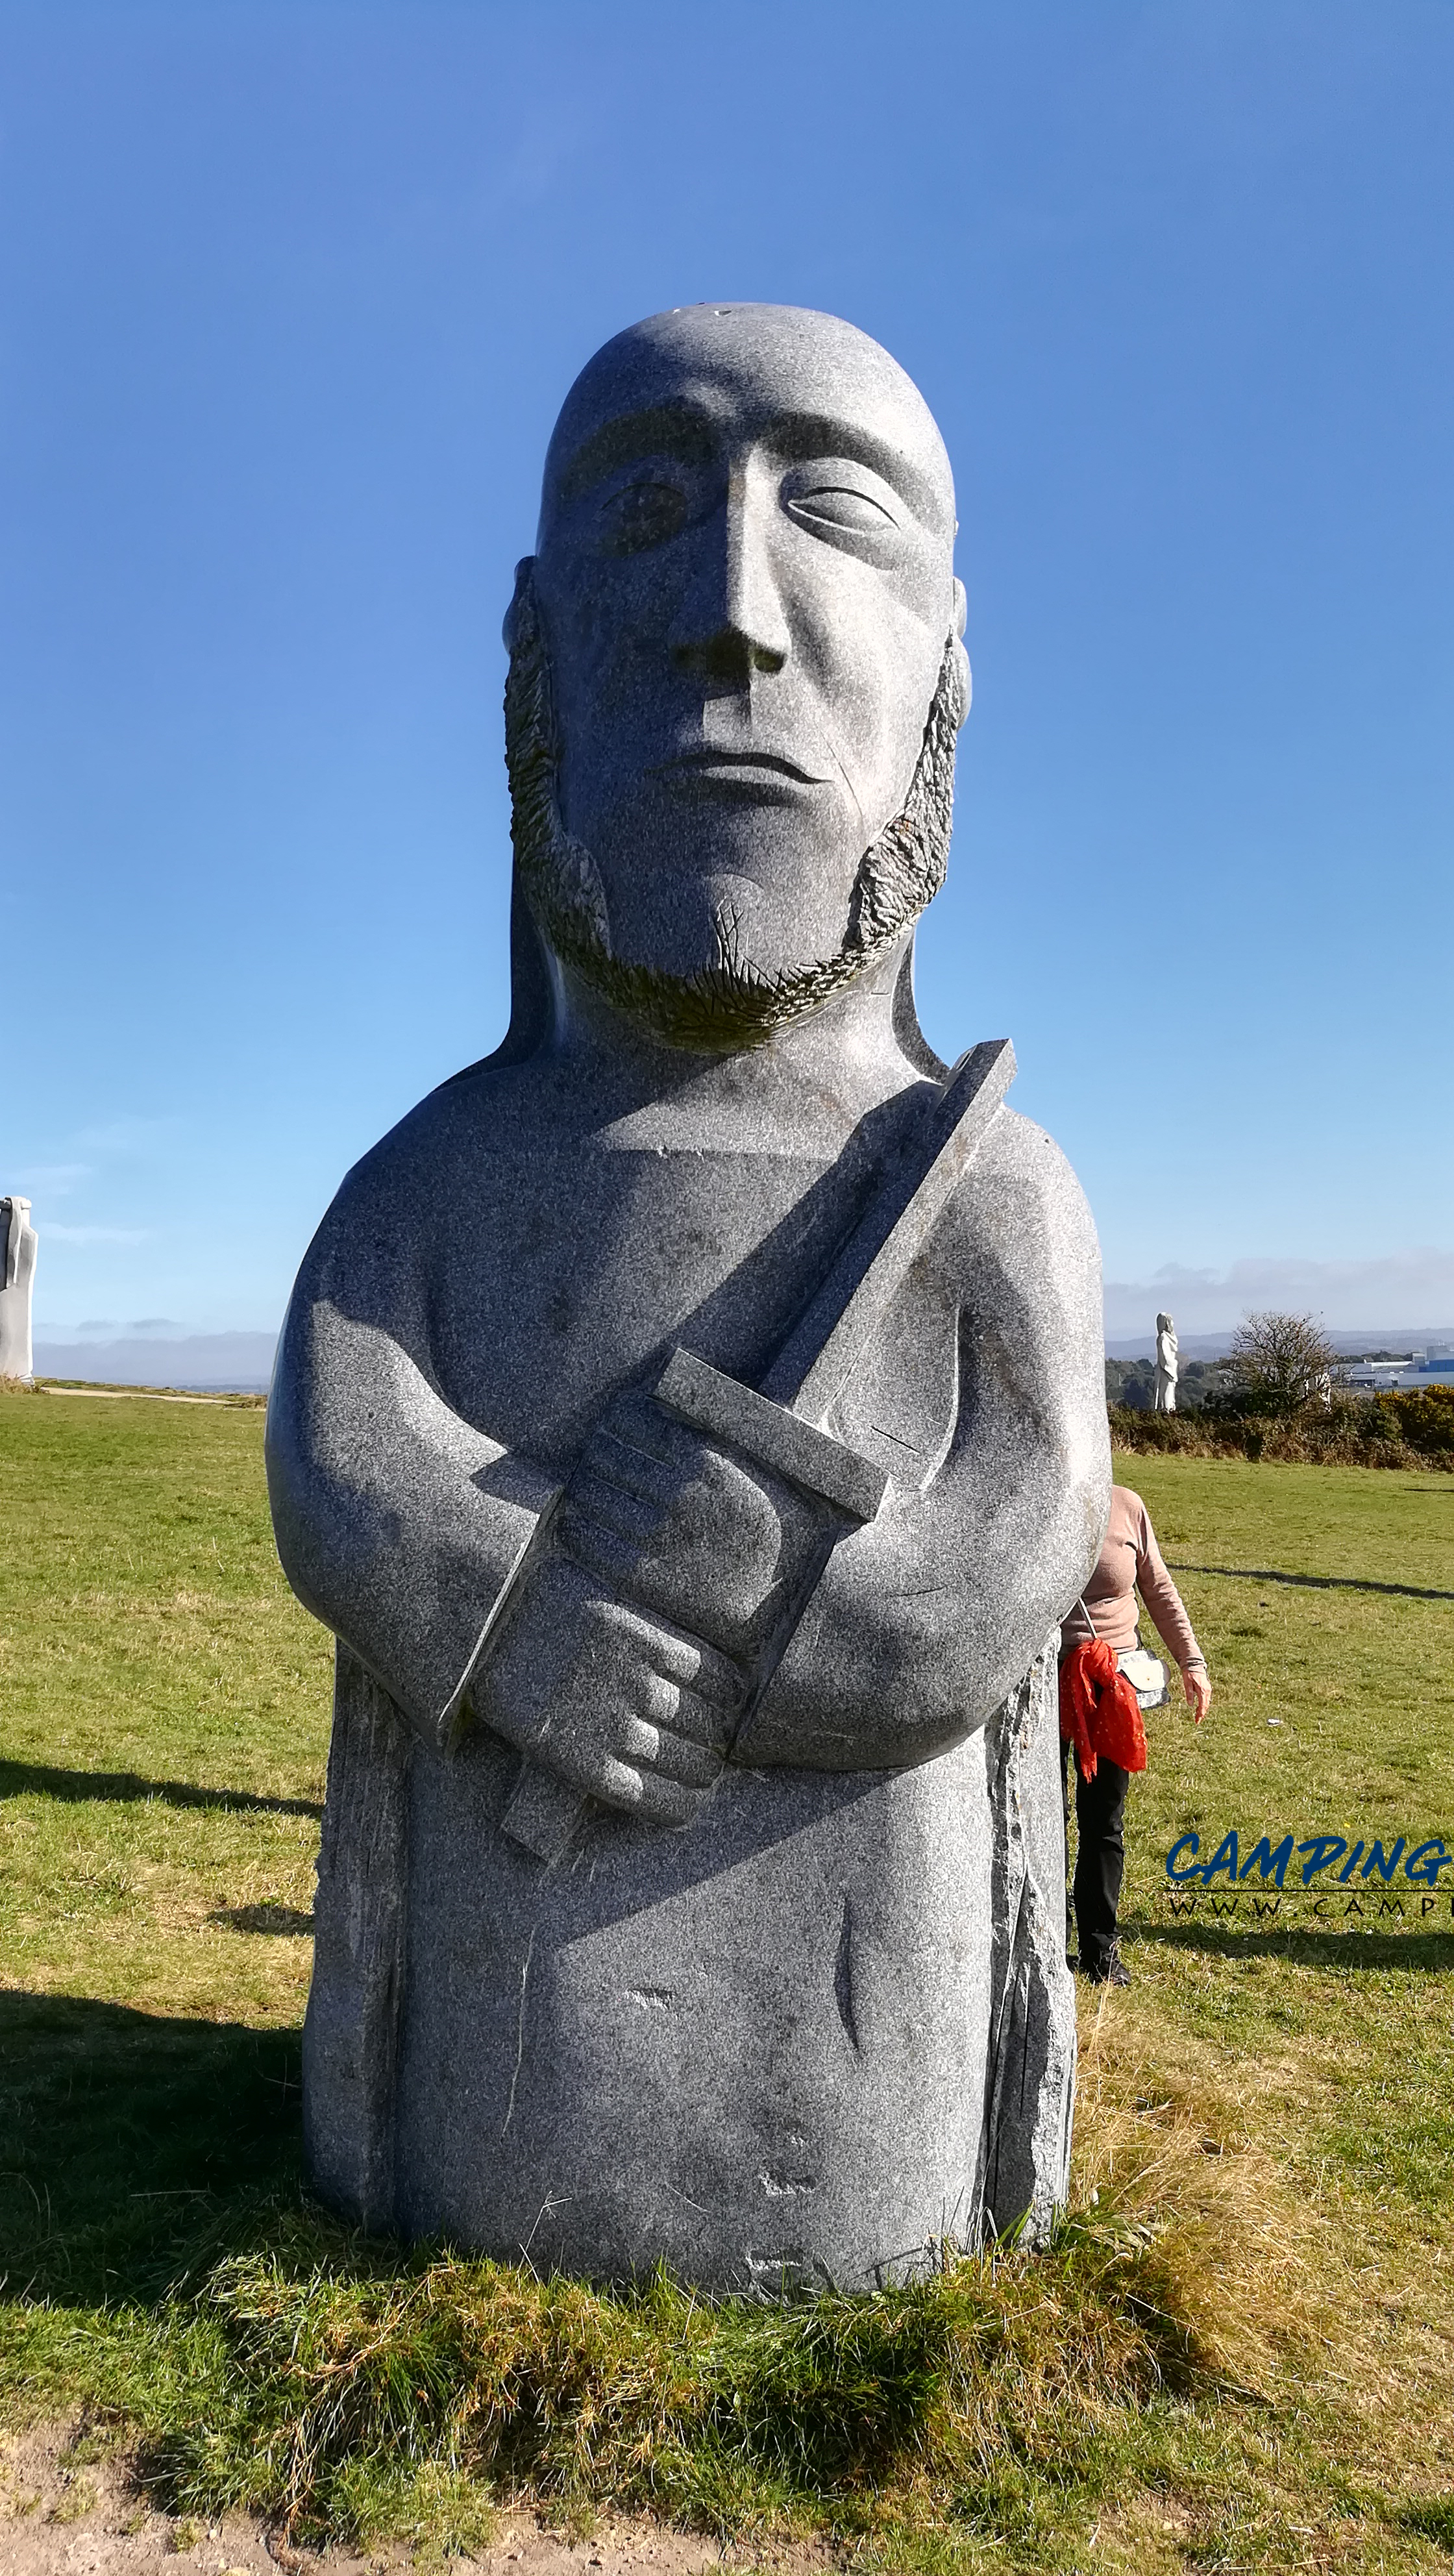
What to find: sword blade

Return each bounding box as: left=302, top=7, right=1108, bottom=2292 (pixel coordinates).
left=759, top=1038, right=1015, bottom=1423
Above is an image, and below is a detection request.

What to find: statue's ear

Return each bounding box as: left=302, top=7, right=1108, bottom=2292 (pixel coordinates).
left=950, top=579, right=972, bottom=731
left=502, top=556, right=537, bottom=654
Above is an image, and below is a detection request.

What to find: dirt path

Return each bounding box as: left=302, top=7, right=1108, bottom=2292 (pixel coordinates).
left=0, top=2421, right=833, bottom=2576
left=34, top=1383, right=261, bottom=1407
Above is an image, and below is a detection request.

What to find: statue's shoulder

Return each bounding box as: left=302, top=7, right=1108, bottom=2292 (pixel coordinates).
left=299, top=1057, right=552, bottom=1296
left=967, top=1104, right=1103, bottom=1396
left=330, top=1058, right=545, bottom=1217
left=941, top=1098, right=1103, bottom=1373
left=954, top=1102, right=1098, bottom=1264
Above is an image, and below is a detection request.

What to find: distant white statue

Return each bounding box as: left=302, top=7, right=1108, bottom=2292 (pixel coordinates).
left=1153, top=1310, right=1179, bottom=1414
left=0, top=1196, right=38, bottom=1381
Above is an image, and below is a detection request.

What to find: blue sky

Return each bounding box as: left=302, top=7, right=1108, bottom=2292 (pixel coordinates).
left=4, top=0, right=1451, bottom=1344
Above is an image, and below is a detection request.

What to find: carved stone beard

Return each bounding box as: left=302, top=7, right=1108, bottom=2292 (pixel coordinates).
left=504, top=568, right=961, bottom=1054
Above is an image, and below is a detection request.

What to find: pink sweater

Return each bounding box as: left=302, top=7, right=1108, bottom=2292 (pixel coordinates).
left=1062, top=1485, right=1205, bottom=1670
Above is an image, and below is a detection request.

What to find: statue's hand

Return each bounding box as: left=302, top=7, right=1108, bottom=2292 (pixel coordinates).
left=558, top=1391, right=824, bottom=1661
left=474, top=1550, right=742, bottom=1826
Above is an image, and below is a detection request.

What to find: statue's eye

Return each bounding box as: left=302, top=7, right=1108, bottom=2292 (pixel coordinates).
left=598, top=478, right=688, bottom=556
left=783, top=480, right=900, bottom=538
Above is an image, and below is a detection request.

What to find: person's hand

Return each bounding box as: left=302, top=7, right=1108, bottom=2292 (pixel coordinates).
left=558, top=1391, right=824, bottom=1662
left=1182, top=1663, right=1212, bottom=1723
left=474, top=1551, right=742, bottom=1825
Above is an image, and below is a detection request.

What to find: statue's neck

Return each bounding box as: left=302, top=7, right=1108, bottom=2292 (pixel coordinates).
left=539, top=944, right=931, bottom=1143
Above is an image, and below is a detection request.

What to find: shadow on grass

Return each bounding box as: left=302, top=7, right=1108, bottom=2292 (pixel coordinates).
left=208, top=1903, right=315, bottom=1935
left=1128, top=1920, right=1454, bottom=1971
left=0, top=1758, right=321, bottom=1820
left=1164, top=1559, right=1454, bottom=1602
left=0, top=1992, right=304, bottom=2307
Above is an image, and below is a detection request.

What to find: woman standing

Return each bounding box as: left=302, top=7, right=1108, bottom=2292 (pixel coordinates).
left=1060, top=1485, right=1212, bottom=1985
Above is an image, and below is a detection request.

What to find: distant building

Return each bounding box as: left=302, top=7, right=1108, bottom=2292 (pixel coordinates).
left=1342, top=1346, right=1454, bottom=1393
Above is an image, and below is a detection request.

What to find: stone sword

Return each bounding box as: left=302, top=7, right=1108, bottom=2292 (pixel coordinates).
left=500, top=1036, right=1017, bottom=1861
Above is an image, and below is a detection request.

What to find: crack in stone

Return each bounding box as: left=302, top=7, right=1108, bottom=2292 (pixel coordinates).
left=833, top=1893, right=859, bottom=2051
left=502, top=1926, right=537, bottom=2135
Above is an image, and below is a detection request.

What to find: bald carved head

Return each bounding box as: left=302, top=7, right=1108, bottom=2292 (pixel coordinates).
left=506, top=304, right=970, bottom=1050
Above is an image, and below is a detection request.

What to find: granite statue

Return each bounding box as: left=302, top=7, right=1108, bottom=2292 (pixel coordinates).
left=1154, top=1311, right=1179, bottom=1413
left=0, top=1197, right=36, bottom=1381
left=267, top=304, right=1111, bottom=2290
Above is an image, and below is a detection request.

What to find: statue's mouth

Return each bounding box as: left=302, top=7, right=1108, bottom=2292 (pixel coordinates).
left=647, top=749, right=832, bottom=799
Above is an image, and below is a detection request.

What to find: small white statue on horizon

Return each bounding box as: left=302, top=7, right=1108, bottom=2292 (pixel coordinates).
left=1154, top=1309, right=1179, bottom=1413
left=0, top=1196, right=38, bottom=1382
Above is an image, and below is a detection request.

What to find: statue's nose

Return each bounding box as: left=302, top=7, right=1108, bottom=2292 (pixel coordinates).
left=669, top=464, right=789, bottom=685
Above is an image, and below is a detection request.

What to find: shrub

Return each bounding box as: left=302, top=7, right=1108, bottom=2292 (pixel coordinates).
left=1374, top=1383, right=1454, bottom=1457
left=1107, top=1394, right=1449, bottom=1471
left=1227, top=1311, right=1338, bottom=1417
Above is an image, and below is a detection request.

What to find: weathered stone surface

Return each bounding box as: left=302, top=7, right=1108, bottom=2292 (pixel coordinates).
left=269, top=304, right=1109, bottom=2286
left=0, top=1196, right=36, bottom=1381
left=397, top=1719, right=997, bottom=2286
left=304, top=1644, right=412, bottom=2233
left=977, top=1637, right=1077, bottom=2244
left=306, top=1628, right=1076, bottom=2281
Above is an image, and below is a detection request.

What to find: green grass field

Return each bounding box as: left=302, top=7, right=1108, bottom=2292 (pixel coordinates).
left=1, top=1390, right=1451, bottom=2571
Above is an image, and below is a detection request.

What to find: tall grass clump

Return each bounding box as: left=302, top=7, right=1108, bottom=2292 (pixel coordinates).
left=81, top=2192, right=1248, bottom=2552
left=110, top=1997, right=1348, bottom=2556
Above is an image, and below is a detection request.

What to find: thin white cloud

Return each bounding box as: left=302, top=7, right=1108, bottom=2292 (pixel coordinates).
left=13, top=1162, right=92, bottom=1199
left=1104, top=1246, right=1454, bottom=1339
left=45, top=1223, right=150, bottom=1246
left=71, top=1116, right=182, bottom=1155
left=15, top=1117, right=180, bottom=1182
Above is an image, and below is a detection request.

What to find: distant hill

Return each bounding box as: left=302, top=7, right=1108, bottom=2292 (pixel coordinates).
left=35, top=1332, right=277, bottom=1391
left=34, top=1322, right=1451, bottom=1396
left=1105, top=1327, right=1454, bottom=1362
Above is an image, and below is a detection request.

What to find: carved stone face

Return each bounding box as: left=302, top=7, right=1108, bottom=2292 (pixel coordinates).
left=530, top=305, right=967, bottom=987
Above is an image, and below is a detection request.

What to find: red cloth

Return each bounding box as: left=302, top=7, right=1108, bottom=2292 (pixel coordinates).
left=1059, top=1639, right=1148, bottom=1785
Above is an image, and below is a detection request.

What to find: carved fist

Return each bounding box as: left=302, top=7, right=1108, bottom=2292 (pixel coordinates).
left=474, top=1549, right=742, bottom=1826
left=558, top=1390, right=825, bottom=1661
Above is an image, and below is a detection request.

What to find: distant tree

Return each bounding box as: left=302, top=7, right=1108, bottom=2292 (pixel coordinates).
left=1228, top=1310, right=1340, bottom=1415
left=1105, top=1358, right=1156, bottom=1411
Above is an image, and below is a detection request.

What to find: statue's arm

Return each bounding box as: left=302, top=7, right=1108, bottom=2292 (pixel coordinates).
left=738, top=1113, right=1111, bottom=1772
left=265, top=1217, right=558, bottom=1747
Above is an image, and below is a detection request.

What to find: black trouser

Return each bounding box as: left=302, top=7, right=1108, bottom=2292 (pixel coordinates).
left=1061, top=1738, right=1131, bottom=1975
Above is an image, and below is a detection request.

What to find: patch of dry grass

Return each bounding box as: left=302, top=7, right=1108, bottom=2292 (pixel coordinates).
left=1070, top=1994, right=1345, bottom=2400
left=1064, top=1974, right=1454, bottom=2569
